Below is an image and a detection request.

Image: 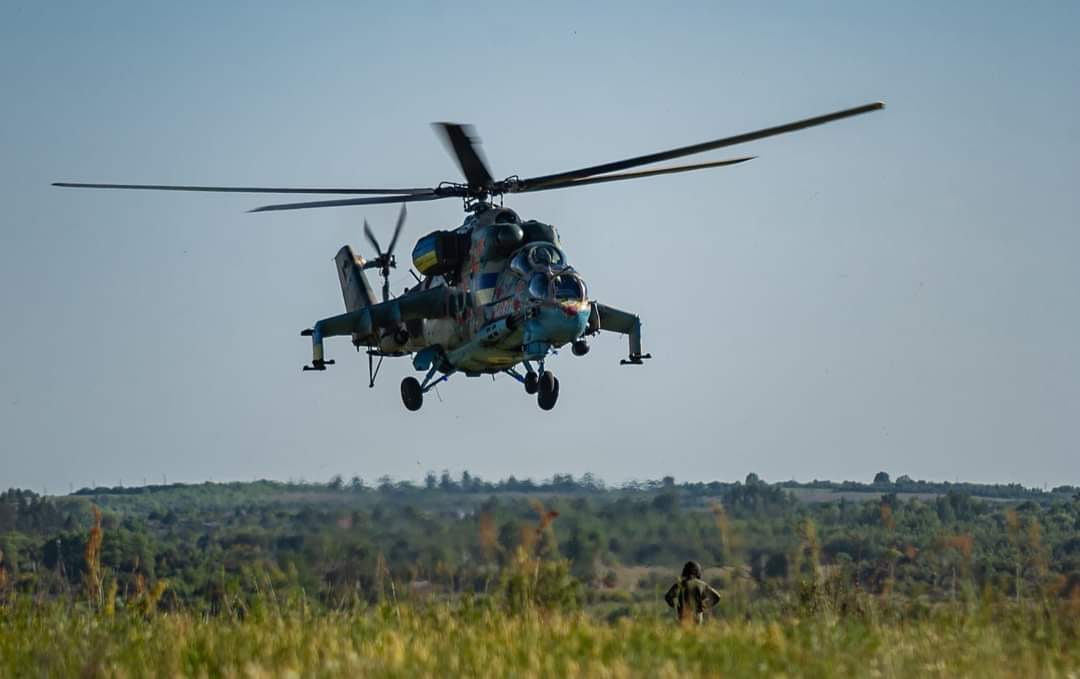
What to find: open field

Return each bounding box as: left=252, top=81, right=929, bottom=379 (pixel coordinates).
left=2, top=601, right=1078, bottom=678
left=2, top=477, right=1079, bottom=676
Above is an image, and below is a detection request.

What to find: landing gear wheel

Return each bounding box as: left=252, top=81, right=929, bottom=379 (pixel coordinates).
left=537, top=372, right=559, bottom=410
left=524, top=372, right=538, bottom=394
left=401, top=377, right=423, bottom=411
left=572, top=339, right=590, bottom=356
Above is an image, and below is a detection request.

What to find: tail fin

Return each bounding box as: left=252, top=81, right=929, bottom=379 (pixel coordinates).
left=335, top=245, right=377, bottom=312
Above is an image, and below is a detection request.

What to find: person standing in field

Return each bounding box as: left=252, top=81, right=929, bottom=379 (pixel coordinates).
left=664, top=561, right=721, bottom=625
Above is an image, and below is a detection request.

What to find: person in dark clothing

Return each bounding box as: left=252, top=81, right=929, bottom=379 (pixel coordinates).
left=664, top=561, right=721, bottom=625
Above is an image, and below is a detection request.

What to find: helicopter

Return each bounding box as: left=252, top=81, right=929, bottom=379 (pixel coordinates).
left=54, top=101, right=883, bottom=411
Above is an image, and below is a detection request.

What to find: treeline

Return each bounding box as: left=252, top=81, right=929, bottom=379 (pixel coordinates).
left=0, top=489, right=77, bottom=534
left=68, top=470, right=1077, bottom=503
left=781, top=472, right=1077, bottom=501
left=2, top=476, right=1079, bottom=615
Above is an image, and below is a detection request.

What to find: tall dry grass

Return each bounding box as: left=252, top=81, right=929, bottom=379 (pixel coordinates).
left=0, top=598, right=1076, bottom=678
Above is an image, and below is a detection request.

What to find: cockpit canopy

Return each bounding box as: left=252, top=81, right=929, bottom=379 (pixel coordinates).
left=528, top=271, right=587, bottom=302
left=512, top=241, right=584, bottom=302
left=510, top=242, right=567, bottom=275
left=553, top=273, right=586, bottom=301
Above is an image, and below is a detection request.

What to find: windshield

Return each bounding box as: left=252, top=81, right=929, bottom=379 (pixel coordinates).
left=528, top=273, right=549, bottom=298
left=553, top=274, right=586, bottom=301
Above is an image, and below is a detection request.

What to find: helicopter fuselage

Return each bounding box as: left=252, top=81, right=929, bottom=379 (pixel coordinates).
left=373, top=203, right=592, bottom=374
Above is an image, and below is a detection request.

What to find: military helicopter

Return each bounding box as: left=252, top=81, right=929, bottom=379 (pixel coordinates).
left=54, top=101, right=883, bottom=411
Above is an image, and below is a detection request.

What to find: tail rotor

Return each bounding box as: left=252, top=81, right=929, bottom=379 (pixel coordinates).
left=362, top=204, right=407, bottom=302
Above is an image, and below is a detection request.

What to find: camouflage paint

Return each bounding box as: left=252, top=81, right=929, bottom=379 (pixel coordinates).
left=305, top=202, right=644, bottom=375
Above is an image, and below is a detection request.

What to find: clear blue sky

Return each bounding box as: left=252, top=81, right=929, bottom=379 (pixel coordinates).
left=2, top=2, right=1078, bottom=492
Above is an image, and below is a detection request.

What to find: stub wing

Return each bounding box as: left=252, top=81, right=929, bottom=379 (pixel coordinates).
left=302, top=286, right=469, bottom=370
left=588, top=302, right=651, bottom=365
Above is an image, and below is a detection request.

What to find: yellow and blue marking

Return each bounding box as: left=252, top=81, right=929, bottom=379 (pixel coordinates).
left=472, top=272, right=500, bottom=304
left=412, top=235, right=440, bottom=274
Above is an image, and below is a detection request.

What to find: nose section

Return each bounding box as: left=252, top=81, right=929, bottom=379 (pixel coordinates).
left=523, top=304, right=590, bottom=357
left=546, top=303, right=590, bottom=344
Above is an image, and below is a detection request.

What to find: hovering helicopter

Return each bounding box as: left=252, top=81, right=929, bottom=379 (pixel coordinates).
left=54, top=101, right=883, bottom=411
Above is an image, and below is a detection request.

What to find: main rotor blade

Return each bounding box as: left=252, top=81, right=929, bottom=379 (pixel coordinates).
left=516, top=102, right=884, bottom=190
left=387, top=204, right=406, bottom=256
left=433, top=123, right=494, bottom=189
left=52, top=182, right=433, bottom=195
left=517, top=157, right=755, bottom=193
left=249, top=192, right=446, bottom=213
left=363, top=219, right=382, bottom=256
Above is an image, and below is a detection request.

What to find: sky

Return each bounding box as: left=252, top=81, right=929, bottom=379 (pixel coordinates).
left=1, top=2, right=1078, bottom=493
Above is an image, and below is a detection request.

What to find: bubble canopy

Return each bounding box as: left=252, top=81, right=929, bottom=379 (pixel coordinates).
left=511, top=243, right=566, bottom=275
left=527, top=271, right=587, bottom=301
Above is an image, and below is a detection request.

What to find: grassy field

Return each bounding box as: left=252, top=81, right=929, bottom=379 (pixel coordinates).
left=2, top=601, right=1077, bottom=678
left=4, top=479, right=1078, bottom=676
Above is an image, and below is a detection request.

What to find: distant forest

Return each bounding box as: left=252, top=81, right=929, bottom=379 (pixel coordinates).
left=65, top=470, right=1079, bottom=501
left=1, top=472, right=1078, bottom=616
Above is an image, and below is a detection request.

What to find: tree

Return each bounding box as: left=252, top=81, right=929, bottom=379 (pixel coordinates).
left=0, top=536, right=17, bottom=574
left=873, top=472, right=891, bottom=485
left=652, top=492, right=678, bottom=513
left=439, top=470, right=457, bottom=492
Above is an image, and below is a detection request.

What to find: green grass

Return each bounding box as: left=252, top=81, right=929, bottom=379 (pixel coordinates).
left=2, top=601, right=1077, bottom=678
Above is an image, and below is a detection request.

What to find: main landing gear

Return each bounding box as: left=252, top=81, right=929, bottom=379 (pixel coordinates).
left=401, top=377, right=423, bottom=411
left=400, top=359, right=453, bottom=412
left=536, top=370, right=560, bottom=410
left=506, top=363, right=559, bottom=410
